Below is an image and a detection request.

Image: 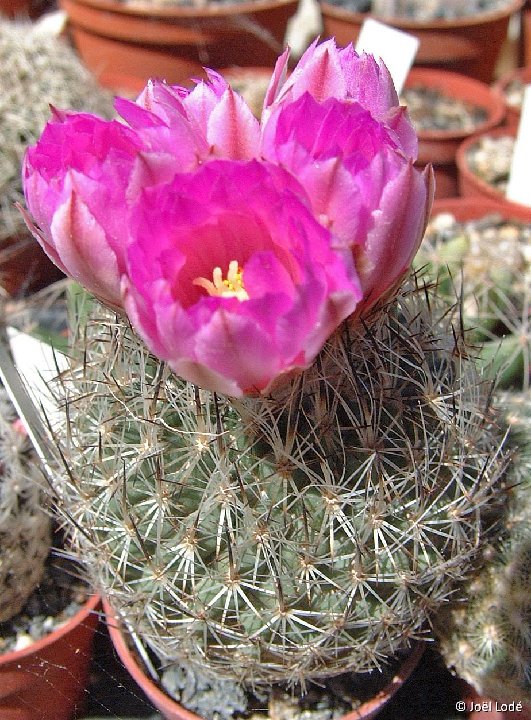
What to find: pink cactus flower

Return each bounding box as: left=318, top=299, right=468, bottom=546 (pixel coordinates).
left=22, top=40, right=433, bottom=395
left=261, top=39, right=433, bottom=309
left=22, top=111, right=144, bottom=307
left=122, top=160, right=361, bottom=396
left=22, top=74, right=260, bottom=308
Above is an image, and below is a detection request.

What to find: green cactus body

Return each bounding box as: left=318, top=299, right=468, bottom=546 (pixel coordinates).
left=437, top=391, right=531, bottom=706
left=0, top=392, right=51, bottom=623
left=415, top=211, right=531, bottom=389
left=56, top=277, right=506, bottom=686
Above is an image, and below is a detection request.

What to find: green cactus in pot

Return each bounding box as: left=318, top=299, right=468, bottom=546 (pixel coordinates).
left=436, top=389, right=531, bottom=708
left=0, top=389, right=51, bottom=623
left=18, top=39, right=515, bottom=712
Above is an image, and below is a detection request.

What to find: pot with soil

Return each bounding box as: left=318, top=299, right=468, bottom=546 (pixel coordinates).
left=0, top=566, right=101, bottom=720
left=0, top=395, right=100, bottom=720
left=104, top=597, right=425, bottom=720
left=401, top=68, right=505, bottom=198
left=318, top=0, right=524, bottom=84
left=18, top=39, right=513, bottom=720
left=60, top=0, right=299, bottom=94
left=456, top=126, right=531, bottom=221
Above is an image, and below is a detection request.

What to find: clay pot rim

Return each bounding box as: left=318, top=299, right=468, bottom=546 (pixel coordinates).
left=319, top=0, right=524, bottom=29
left=431, top=195, right=520, bottom=219
left=65, top=0, right=298, bottom=19
left=103, top=597, right=425, bottom=720
left=404, top=68, right=506, bottom=142
left=0, top=593, right=101, bottom=666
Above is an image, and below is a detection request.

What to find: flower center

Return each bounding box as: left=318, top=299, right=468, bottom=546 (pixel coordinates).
left=193, top=260, right=249, bottom=301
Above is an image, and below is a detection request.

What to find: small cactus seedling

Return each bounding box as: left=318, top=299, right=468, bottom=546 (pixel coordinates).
left=0, top=390, right=51, bottom=623
left=415, top=210, right=531, bottom=389
left=53, top=275, right=507, bottom=687
left=437, top=390, right=531, bottom=707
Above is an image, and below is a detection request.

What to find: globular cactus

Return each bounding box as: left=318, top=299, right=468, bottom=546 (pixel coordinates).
left=437, top=390, right=530, bottom=707
left=0, top=390, right=51, bottom=623
left=0, top=17, right=113, bottom=245
left=415, top=211, right=531, bottom=389
left=54, top=275, right=507, bottom=687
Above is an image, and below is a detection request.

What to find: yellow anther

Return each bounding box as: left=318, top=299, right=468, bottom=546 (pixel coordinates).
left=193, top=260, right=249, bottom=301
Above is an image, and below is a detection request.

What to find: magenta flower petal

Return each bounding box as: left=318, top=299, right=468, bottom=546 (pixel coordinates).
left=123, top=160, right=361, bottom=396
left=261, top=44, right=433, bottom=312
left=263, top=40, right=413, bottom=152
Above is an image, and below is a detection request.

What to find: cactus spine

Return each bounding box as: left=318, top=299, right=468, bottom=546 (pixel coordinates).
left=0, top=391, right=51, bottom=623
left=55, top=276, right=507, bottom=687
left=437, top=390, right=531, bottom=706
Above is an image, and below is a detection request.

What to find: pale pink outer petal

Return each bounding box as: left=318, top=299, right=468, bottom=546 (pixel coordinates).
left=207, top=87, right=261, bottom=159
left=263, top=46, right=291, bottom=111
left=193, top=310, right=284, bottom=394
left=263, top=40, right=400, bottom=123
left=358, top=163, right=434, bottom=309
left=51, top=188, right=122, bottom=307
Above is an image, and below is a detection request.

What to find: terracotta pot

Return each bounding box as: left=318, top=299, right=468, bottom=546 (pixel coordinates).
left=0, top=0, right=53, bottom=18
left=0, top=594, right=101, bottom=720
left=0, top=233, right=65, bottom=297
left=0, top=0, right=31, bottom=15
left=456, top=126, right=531, bottom=221
left=521, top=8, right=531, bottom=66
left=431, top=196, right=512, bottom=220
left=319, top=0, right=524, bottom=84
left=403, top=68, right=505, bottom=199
left=104, top=597, right=425, bottom=720
left=61, top=0, right=298, bottom=94
left=494, top=66, right=531, bottom=132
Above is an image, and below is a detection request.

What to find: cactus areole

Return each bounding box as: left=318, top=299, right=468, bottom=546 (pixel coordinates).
left=22, top=40, right=508, bottom=689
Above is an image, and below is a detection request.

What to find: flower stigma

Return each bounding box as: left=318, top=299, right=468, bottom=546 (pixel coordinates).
left=193, top=260, right=249, bottom=301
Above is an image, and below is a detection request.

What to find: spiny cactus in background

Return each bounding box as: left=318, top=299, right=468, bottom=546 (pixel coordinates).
left=437, top=390, right=530, bottom=708
left=415, top=211, right=531, bottom=389
left=53, top=275, right=507, bottom=687
left=0, top=17, right=113, bottom=249
left=0, top=389, right=51, bottom=623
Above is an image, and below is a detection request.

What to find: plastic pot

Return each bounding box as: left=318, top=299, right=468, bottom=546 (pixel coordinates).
left=0, top=594, right=101, bottom=720
left=403, top=68, right=505, bottom=199
left=104, top=597, right=425, bottom=720
left=60, top=0, right=299, bottom=93
left=456, top=126, right=531, bottom=221
left=318, top=0, right=524, bottom=84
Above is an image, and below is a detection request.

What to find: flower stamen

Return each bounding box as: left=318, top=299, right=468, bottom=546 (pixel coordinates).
left=194, top=260, right=249, bottom=301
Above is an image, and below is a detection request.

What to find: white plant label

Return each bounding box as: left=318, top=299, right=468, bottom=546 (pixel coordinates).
left=7, top=328, right=67, bottom=431
left=355, top=18, right=419, bottom=94
left=506, top=84, right=531, bottom=207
